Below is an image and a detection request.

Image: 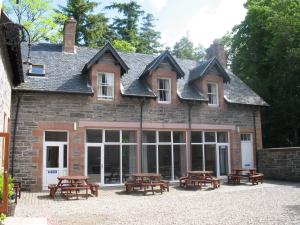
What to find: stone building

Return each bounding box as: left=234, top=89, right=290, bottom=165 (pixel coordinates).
left=0, top=10, right=23, bottom=167
left=11, top=18, right=267, bottom=191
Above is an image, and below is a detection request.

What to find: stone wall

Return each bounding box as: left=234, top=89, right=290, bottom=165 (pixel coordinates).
left=258, top=147, right=300, bottom=181
left=0, top=34, right=13, bottom=168
left=10, top=91, right=262, bottom=190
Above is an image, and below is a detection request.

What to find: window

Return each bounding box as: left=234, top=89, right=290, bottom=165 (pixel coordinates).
left=241, top=134, right=251, bottom=141
left=142, top=130, right=186, bottom=180
left=28, top=64, right=45, bottom=76
left=97, top=73, right=114, bottom=99
left=207, top=83, right=218, bottom=106
left=157, top=79, right=171, bottom=103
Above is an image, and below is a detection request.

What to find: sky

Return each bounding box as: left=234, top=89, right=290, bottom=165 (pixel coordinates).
left=55, top=0, right=247, bottom=48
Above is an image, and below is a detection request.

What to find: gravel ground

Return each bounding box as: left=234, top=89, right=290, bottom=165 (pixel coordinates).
left=14, top=180, right=300, bottom=225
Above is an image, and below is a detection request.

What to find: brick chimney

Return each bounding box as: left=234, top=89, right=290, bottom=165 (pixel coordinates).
left=206, top=39, right=227, bottom=68
left=63, top=17, right=77, bottom=54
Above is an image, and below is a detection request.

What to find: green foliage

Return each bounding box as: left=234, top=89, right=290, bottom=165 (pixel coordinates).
left=0, top=213, right=6, bottom=222
left=0, top=174, right=14, bottom=201
left=172, top=35, right=206, bottom=60
left=112, top=40, right=136, bottom=53
left=57, top=0, right=110, bottom=47
left=106, top=1, right=144, bottom=43
left=136, top=13, right=161, bottom=54
left=229, top=0, right=300, bottom=147
left=4, top=0, right=65, bottom=43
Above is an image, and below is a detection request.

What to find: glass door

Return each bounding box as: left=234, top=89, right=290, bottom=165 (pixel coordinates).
left=218, top=145, right=229, bottom=176
left=87, top=146, right=102, bottom=183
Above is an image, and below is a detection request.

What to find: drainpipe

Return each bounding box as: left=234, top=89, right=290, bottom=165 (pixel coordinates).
left=139, top=98, right=145, bottom=173
left=11, top=94, right=21, bottom=177
left=253, top=110, right=258, bottom=171
left=187, top=102, right=193, bottom=171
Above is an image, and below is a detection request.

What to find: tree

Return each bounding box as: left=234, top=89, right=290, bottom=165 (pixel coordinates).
left=172, top=35, right=205, bottom=60
left=106, top=1, right=144, bottom=45
left=4, top=0, right=65, bottom=43
left=112, top=40, right=136, bottom=53
left=229, top=0, right=300, bottom=147
left=57, top=0, right=110, bottom=47
left=136, top=13, right=161, bottom=54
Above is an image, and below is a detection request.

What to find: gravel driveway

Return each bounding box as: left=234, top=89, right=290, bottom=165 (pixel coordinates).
left=14, top=180, right=300, bottom=225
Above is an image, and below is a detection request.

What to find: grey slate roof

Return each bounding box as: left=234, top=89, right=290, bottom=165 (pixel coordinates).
left=15, top=43, right=268, bottom=106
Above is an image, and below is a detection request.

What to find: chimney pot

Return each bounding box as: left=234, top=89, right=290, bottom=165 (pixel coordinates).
left=63, top=17, right=77, bottom=54
left=206, top=39, right=227, bottom=68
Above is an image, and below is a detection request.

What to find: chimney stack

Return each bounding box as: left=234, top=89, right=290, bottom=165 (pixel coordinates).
left=206, top=39, right=227, bottom=68
left=63, top=17, right=77, bottom=54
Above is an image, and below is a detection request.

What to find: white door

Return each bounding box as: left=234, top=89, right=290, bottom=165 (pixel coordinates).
left=43, top=142, right=68, bottom=190
left=241, top=134, right=253, bottom=168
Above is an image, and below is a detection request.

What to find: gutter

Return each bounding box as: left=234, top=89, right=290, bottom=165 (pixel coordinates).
left=11, top=94, right=21, bottom=177
left=253, top=110, right=258, bottom=171
left=139, top=98, right=145, bottom=173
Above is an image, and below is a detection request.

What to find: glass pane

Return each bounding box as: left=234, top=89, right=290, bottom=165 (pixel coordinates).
left=122, top=131, right=137, bottom=143
left=105, top=130, right=120, bottom=142
left=159, top=131, right=171, bottom=142
left=173, top=131, right=185, bottom=143
left=142, top=145, right=156, bottom=173
left=217, top=132, right=228, bottom=143
left=241, top=134, right=251, bottom=141
left=158, top=145, right=172, bottom=180
left=219, top=146, right=229, bottom=176
left=63, top=145, right=67, bottom=168
left=205, top=132, right=215, bottom=142
left=191, top=145, right=203, bottom=170
left=122, top=145, right=136, bottom=182
left=46, top=146, right=59, bottom=168
left=142, top=131, right=156, bottom=143
left=45, top=131, right=67, bottom=142
left=204, top=144, right=216, bottom=175
left=174, top=145, right=186, bottom=180
left=86, top=130, right=102, bottom=143
left=191, top=131, right=202, bottom=143
left=31, top=65, right=44, bottom=74
left=104, top=145, right=120, bottom=184
left=87, top=146, right=101, bottom=183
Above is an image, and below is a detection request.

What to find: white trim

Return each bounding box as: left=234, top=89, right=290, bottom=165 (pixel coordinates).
left=157, top=78, right=171, bottom=104
left=207, top=82, right=219, bottom=106
left=97, top=72, right=114, bottom=100
left=43, top=130, right=69, bottom=190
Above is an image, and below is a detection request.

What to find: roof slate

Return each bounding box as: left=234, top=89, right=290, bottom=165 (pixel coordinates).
left=15, top=43, right=268, bottom=106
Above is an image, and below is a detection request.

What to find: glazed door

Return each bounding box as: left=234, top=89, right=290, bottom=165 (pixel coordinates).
left=43, top=143, right=68, bottom=190
left=241, top=134, right=253, bottom=168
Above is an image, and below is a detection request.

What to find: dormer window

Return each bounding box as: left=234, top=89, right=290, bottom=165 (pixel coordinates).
left=28, top=64, right=45, bottom=76
left=157, top=78, right=171, bottom=103
left=97, top=73, right=114, bottom=99
left=208, top=83, right=218, bottom=106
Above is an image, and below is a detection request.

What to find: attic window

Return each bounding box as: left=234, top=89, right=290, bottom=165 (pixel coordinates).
left=28, top=64, right=45, bottom=76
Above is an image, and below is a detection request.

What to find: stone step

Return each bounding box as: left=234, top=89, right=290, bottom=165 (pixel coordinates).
left=3, top=217, right=47, bottom=225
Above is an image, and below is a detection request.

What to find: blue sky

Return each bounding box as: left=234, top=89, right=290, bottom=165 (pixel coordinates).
left=55, top=0, right=247, bottom=48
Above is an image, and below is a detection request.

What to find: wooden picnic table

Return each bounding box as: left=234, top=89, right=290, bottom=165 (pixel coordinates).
left=125, top=173, right=169, bottom=194
left=180, top=171, right=220, bottom=189
left=228, top=168, right=264, bottom=185
left=48, top=176, right=99, bottom=199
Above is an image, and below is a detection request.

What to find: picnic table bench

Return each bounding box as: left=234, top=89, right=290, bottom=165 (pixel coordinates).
left=179, top=171, right=220, bottom=189
left=48, top=176, right=99, bottom=199
left=125, top=173, right=169, bottom=195
left=228, top=168, right=264, bottom=185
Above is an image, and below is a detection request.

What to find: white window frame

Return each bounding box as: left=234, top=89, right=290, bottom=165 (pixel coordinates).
left=157, top=78, right=171, bottom=104
left=97, top=72, right=114, bottom=100
left=191, top=131, right=231, bottom=177
left=142, top=130, right=187, bottom=181
left=207, top=82, right=219, bottom=106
